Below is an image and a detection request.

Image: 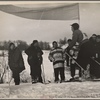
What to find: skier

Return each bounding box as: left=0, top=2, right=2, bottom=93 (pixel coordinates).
left=25, top=40, right=43, bottom=84
left=8, top=43, right=25, bottom=85
left=65, top=23, right=85, bottom=81
left=48, top=41, right=65, bottom=83
left=66, top=23, right=83, bottom=52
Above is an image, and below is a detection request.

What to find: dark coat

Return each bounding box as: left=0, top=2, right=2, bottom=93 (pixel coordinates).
left=8, top=47, right=25, bottom=73
left=77, top=39, right=96, bottom=70
left=78, top=39, right=95, bottom=59
left=25, top=45, right=43, bottom=66
left=89, top=42, right=100, bottom=78
left=93, top=42, right=100, bottom=61
left=25, top=45, right=43, bottom=76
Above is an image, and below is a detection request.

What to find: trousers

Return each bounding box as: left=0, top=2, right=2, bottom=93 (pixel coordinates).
left=54, top=67, right=65, bottom=81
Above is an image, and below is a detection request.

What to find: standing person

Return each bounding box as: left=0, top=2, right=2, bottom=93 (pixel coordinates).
left=66, top=39, right=72, bottom=67
left=68, top=45, right=80, bottom=82
left=8, top=43, right=25, bottom=85
left=90, top=35, right=100, bottom=78
left=25, top=40, right=43, bottom=84
left=48, top=41, right=65, bottom=83
left=76, top=34, right=97, bottom=80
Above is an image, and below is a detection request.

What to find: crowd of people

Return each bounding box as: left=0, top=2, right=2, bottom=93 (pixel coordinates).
left=8, top=23, right=100, bottom=85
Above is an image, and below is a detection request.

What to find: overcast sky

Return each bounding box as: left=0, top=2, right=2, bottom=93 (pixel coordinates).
left=0, top=3, right=100, bottom=44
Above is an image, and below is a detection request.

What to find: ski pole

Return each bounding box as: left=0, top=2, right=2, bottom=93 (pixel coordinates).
left=65, top=52, right=88, bottom=79
left=91, top=57, right=100, bottom=66
left=65, top=52, right=84, bottom=71
left=41, top=63, right=46, bottom=84
left=7, top=66, right=12, bottom=84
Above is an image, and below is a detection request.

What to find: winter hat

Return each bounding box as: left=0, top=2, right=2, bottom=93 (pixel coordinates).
left=71, top=23, right=79, bottom=30
left=9, top=42, right=15, bottom=50
left=9, top=42, right=15, bottom=47
left=67, top=39, right=72, bottom=42
left=52, top=41, right=57, bottom=45
left=92, top=34, right=97, bottom=37
left=32, top=40, right=38, bottom=45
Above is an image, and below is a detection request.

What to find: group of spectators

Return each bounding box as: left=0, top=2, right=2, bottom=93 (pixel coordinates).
left=8, top=23, right=100, bottom=85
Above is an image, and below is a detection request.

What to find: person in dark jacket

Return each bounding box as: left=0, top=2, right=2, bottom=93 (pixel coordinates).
left=25, top=40, right=43, bottom=84
left=90, top=35, right=100, bottom=78
left=8, top=43, right=25, bottom=85
left=66, top=39, right=72, bottom=67
left=76, top=34, right=97, bottom=79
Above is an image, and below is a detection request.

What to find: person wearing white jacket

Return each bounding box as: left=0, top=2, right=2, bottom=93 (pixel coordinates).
left=48, top=41, right=65, bottom=83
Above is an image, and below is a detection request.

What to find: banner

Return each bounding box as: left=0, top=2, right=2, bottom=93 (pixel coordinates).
left=0, top=3, right=79, bottom=20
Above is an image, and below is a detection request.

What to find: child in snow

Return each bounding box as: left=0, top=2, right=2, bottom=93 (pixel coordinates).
left=48, top=41, right=65, bottom=83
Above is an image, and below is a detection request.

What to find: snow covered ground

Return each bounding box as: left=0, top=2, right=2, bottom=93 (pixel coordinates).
left=1, top=50, right=100, bottom=99
left=2, top=82, right=100, bottom=99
